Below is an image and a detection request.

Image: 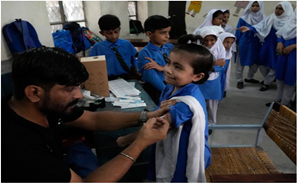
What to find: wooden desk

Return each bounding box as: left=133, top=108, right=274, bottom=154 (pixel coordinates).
left=127, top=38, right=178, bottom=47
left=93, top=80, right=156, bottom=182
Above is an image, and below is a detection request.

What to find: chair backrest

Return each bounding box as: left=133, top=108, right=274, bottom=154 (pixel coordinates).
left=263, top=103, right=296, bottom=165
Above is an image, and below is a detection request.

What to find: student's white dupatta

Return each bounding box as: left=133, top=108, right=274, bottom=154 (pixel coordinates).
left=155, top=96, right=206, bottom=182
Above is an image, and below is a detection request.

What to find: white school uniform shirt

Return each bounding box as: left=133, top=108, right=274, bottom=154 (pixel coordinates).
left=253, top=1, right=293, bottom=41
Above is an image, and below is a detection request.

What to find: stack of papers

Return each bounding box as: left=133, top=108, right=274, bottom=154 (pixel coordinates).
left=107, top=79, right=146, bottom=109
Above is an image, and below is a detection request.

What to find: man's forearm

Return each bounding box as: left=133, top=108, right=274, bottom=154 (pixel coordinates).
left=83, top=140, right=144, bottom=182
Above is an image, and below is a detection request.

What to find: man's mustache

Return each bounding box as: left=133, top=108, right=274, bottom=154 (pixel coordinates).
left=66, top=99, right=79, bottom=108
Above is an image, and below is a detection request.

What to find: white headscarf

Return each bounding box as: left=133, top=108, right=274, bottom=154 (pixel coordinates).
left=240, top=1, right=265, bottom=26
left=253, top=1, right=294, bottom=41
left=196, top=26, right=226, bottom=60
left=193, top=9, right=223, bottom=35
left=276, top=7, right=296, bottom=40
left=219, top=32, right=236, bottom=60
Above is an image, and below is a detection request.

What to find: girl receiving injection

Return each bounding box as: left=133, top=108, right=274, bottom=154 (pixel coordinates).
left=117, top=34, right=213, bottom=182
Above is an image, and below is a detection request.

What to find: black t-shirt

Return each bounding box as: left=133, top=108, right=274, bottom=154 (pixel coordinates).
left=1, top=95, right=84, bottom=182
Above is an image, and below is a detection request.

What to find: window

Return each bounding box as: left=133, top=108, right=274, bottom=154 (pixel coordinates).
left=128, top=1, right=137, bottom=20
left=46, top=1, right=86, bottom=33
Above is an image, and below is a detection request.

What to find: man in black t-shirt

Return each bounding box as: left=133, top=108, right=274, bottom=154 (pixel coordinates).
left=1, top=47, right=173, bottom=182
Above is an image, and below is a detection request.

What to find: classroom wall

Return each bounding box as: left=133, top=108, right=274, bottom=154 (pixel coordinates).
left=1, top=1, right=296, bottom=62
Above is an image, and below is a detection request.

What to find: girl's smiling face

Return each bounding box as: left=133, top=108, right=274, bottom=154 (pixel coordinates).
left=164, top=51, right=203, bottom=93
left=212, top=14, right=224, bottom=26
left=203, top=35, right=217, bottom=49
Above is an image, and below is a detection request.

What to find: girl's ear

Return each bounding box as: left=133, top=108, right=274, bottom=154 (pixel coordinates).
left=24, top=85, right=44, bottom=103
left=193, top=73, right=205, bottom=83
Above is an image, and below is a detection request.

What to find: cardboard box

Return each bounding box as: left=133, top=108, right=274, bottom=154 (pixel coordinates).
left=81, top=56, right=110, bottom=97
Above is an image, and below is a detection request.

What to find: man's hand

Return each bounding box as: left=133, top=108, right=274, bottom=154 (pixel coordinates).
left=159, top=99, right=177, bottom=109
left=143, top=57, right=164, bottom=71
left=134, top=117, right=170, bottom=150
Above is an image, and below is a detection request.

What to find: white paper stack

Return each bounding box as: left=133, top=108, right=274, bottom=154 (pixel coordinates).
left=107, top=79, right=146, bottom=109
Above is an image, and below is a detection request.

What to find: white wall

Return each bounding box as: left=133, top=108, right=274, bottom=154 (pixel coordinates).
left=1, top=1, right=54, bottom=61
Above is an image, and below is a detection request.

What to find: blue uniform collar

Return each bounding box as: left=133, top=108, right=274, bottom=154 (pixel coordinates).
left=148, top=41, right=167, bottom=51
left=166, top=83, right=198, bottom=98
left=104, top=39, right=121, bottom=48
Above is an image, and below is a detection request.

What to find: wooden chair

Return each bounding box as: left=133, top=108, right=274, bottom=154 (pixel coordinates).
left=206, top=102, right=296, bottom=182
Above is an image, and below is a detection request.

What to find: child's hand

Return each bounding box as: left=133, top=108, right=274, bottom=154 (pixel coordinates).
left=276, top=42, right=284, bottom=55
left=144, top=57, right=164, bottom=71
left=237, top=26, right=250, bottom=33
left=282, top=44, right=296, bottom=55
left=116, top=136, right=131, bottom=147
left=214, top=59, right=226, bottom=67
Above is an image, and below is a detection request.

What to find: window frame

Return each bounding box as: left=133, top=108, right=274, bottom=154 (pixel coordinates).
left=128, top=1, right=138, bottom=20
left=47, top=1, right=87, bottom=30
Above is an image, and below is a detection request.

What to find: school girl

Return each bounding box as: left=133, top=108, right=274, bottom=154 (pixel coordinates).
left=239, top=1, right=293, bottom=91
left=117, top=35, right=214, bottom=182
left=235, top=1, right=266, bottom=89
left=274, top=8, right=296, bottom=107
left=193, top=9, right=224, bottom=35
left=219, top=32, right=236, bottom=96
left=195, top=26, right=226, bottom=128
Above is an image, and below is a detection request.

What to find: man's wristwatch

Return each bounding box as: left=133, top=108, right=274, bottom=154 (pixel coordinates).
left=138, top=109, right=149, bottom=126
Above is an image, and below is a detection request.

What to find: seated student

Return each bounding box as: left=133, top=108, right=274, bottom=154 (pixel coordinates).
left=117, top=35, right=213, bottom=182
left=137, top=15, right=173, bottom=104
left=219, top=32, right=236, bottom=97
left=2, top=47, right=171, bottom=183
left=193, top=9, right=224, bottom=34
left=89, top=14, right=140, bottom=80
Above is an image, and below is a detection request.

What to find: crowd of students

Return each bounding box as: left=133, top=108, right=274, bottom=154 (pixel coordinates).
left=88, top=1, right=296, bottom=182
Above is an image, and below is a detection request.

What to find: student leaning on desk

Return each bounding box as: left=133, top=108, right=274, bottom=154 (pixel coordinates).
left=1, top=47, right=176, bottom=182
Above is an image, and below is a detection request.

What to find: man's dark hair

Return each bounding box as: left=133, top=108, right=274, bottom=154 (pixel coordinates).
left=144, top=15, right=172, bottom=33
left=98, top=14, right=121, bottom=31
left=212, top=10, right=224, bottom=20
left=11, top=47, right=89, bottom=100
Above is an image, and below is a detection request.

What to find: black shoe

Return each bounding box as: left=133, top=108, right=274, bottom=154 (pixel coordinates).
left=208, top=129, right=213, bottom=135
left=260, top=81, right=264, bottom=85
left=266, top=102, right=272, bottom=107
left=223, top=91, right=227, bottom=98
left=237, top=82, right=244, bottom=89
left=244, top=78, right=260, bottom=83
left=260, top=84, right=269, bottom=91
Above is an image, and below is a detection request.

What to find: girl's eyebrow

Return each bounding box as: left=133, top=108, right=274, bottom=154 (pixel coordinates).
left=173, top=61, right=185, bottom=69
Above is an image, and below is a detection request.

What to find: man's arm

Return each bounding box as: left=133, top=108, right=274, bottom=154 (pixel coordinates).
left=65, top=106, right=171, bottom=131
left=69, top=117, right=170, bottom=182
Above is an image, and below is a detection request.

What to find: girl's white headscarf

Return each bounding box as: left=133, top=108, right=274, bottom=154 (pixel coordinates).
left=253, top=1, right=294, bottom=41
left=276, top=7, right=296, bottom=40
left=193, top=9, right=223, bottom=35
left=219, top=32, right=236, bottom=60
left=240, top=1, right=265, bottom=26
left=196, top=26, right=226, bottom=60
